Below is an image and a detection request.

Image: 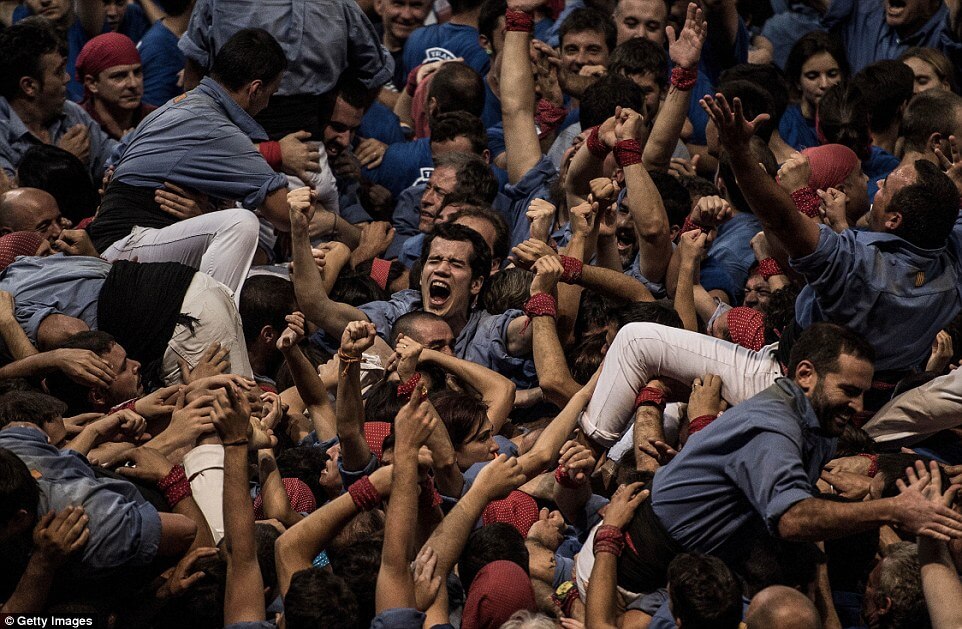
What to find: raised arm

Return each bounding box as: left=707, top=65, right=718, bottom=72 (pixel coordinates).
left=519, top=379, right=594, bottom=479
left=701, top=94, right=820, bottom=258
left=615, top=108, right=673, bottom=283
left=276, top=311, right=336, bottom=442
left=672, top=230, right=709, bottom=331
left=527, top=256, right=583, bottom=407
left=376, top=393, right=436, bottom=612
left=501, top=0, right=544, bottom=184
left=642, top=4, right=706, bottom=171
left=418, top=347, right=517, bottom=433
left=336, top=321, right=378, bottom=472
left=289, top=190, right=368, bottom=338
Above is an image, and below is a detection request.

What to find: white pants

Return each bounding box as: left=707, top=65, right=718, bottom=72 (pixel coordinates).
left=160, top=273, right=254, bottom=385
left=183, top=444, right=225, bottom=543
left=101, top=209, right=260, bottom=298
left=579, top=323, right=783, bottom=447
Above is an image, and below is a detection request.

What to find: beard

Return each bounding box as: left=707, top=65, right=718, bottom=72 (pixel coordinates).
left=811, top=380, right=853, bottom=437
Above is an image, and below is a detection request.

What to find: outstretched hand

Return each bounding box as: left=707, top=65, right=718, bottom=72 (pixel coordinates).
left=894, top=459, right=962, bottom=541
left=667, top=3, right=707, bottom=70
left=699, top=93, right=770, bottom=149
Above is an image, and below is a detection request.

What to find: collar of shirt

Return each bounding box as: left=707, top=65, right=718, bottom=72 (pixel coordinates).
left=196, top=77, right=270, bottom=142
left=0, top=96, right=71, bottom=144
left=885, top=3, right=948, bottom=46
left=773, top=377, right=826, bottom=437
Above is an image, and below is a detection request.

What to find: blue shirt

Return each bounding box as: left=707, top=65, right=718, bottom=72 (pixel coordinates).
left=651, top=378, right=833, bottom=552
left=364, top=137, right=433, bottom=198
left=387, top=183, right=428, bottom=258
left=138, top=20, right=186, bottom=106
left=687, top=19, right=750, bottom=146
left=823, top=0, right=950, bottom=72
left=179, top=0, right=394, bottom=96
left=359, top=289, right=536, bottom=386
left=701, top=212, right=762, bottom=304
left=359, top=101, right=408, bottom=145
left=480, top=80, right=502, bottom=130
left=0, top=97, right=116, bottom=181
left=0, top=425, right=162, bottom=576
left=761, top=4, right=824, bottom=69
left=496, top=155, right=559, bottom=249
left=0, top=255, right=110, bottom=343
left=863, top=145, right=899, bottom=202
left=402, top=23, right=490, bottom=77
left=398, top=232, right=426, bottom=268
left=792, top=222, right=962, bottom=371
left=779, top=103, right=820, bottom=151
left=109, top=77, right=287, bottom=206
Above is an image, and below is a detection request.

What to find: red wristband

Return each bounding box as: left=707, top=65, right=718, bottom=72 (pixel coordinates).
left=258, top=141, right=282, bottom=171
left=109, top=398, right=138, bottom=414
left=586, top=125, right=611, bottom=160
left=670, top=66, right=698, bottom=90
left=688, top=413, right=718, bottom=435
left=370, top=257, right=392, bottom=291
left=790, top=187, right=821, bottom=219
left=347, top=476, right=381, bottom=511
left=679, top=215, right=705, bottom=237
left=397, top=372, right=422, bottom=400
left=505, top=8, right=535, bottom=32
left=594, top=524, right=625, bottom=556
left=858, top=453, right=880, bottom=477
left=524, top=292, right=558, bottom=319
left=757, top=257, right=783, bottom=280
left=559, top=255, right=583, bottom=283
left=613, top=139, right=643, bottom=168
left=536, top=98, right=568, bottom=138
left=554, top=465, right=581, bottom=488
left=634, top=386, right=667, bottom=411
left=158, top=464, right=191, bottom=507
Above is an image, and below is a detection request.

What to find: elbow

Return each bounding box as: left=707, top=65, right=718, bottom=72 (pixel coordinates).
left=776, top=512, right=804, bottom=541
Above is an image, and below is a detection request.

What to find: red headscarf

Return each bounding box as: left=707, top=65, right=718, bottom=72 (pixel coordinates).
left=462, top=560, right=537, bottom=629
left=253, top=477, right=317, bottom=518
left=481, top=490, right=540, bottom=537
left=802, top=144, right=860, bottom=191
left=726, top=307, right=766, bottom=352
left=75, top=33, right=141, bottom=84
left=0, top=232, right=44, bottom=272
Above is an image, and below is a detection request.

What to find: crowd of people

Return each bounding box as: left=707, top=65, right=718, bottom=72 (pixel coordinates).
left=2, top=0, right=962, bottom=626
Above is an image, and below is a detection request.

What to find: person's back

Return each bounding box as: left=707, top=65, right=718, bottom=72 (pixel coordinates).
left=401, top=0, right=490, bottom=76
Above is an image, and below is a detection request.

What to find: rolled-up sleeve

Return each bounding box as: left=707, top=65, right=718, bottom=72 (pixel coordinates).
left=178, top=0, right=213, bottom=69
left=345, top=2, right=395, bottom=90
left=789, top=224, right=874, bottom=321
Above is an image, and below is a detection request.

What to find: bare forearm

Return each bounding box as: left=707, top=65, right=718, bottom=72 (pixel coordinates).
left=673, top=259, right=699, bottom=332
left=258, top=451, right=304, bottom=528
left=223, top=444, right=265, bottom=624
left=0, top=318, right=37, bottom=359
left=643, top=87, right=693, bottom=172
left=585, top=552, right=620, bottom=629
left=283, top=347, right=335, bottom=442
left=376, top=452, right=419, bottom=611
left=0, top=351, right=55, bottom=380
left=919, top=537, right=962, bottom=629
left=779, top=496, right=895, bottom=541
left=532, top=316, right=581, bottom=408
left=276, top=493, right=358, bottom=597
left=291, top=216, right=361, bottom=333
left=336, top=363, right=373, bottom=471
left=595, top=236, right=622, bottom=272
left=1, top=556, right=56, bottom=614
left=624, top=163, right=672, bottom=282
left=427, top=489, right=490, bottom=577
left=579, top=264, right=654, bottom=302
left=421, top=349, right=515, bottom=432
left=519, top=391, right=589, bottom=479
left=501, top=28, right=541, bottom=183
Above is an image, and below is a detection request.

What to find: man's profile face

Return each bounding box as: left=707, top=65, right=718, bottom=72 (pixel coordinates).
left=868, top=163, right=917, bottom=232
left=322, top=96, right=364, bottom=158
left=419, top=166, right=458, bottom=232
left=102, top=342, right=143, bottom=404
left=26, top=0, right=71, bottom=25
left=421, top=237, right=482, bottom=321
left=37, top=51, right=69, bottom=117
left=88, top=63, right=143, bottom=111
left=614, top=0, right=667, bottom=45
left=806, top=353, right=874, bottom=437
left=102, top=0, right=128, bottom=31
left=2, top=189, right=65, bottom=243
left=561, top=30, right=610, bottom=75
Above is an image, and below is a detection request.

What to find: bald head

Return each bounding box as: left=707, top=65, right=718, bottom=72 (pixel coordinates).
left=746, top=586, right=820, bottom=629
left=0, top=188, right=63, bottom=241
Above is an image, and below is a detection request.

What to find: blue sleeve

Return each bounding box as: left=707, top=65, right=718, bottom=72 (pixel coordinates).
left=363, top=139, right=432, bottom=198
left=344, top=1, right=395, bottom=89
left=723, top=429, right=814, bottom=535
left=486, top=123, right=506, bottom=159
left=359, top=101, right=407, bottom=145
left=178, top=0, right=213, bottom=69
left=499, top=156, right=558, bottom=248
left=120, top=3, right=150, bottom=42
left=140, top=28, right=185, bottom=106
left=358, top=292, right=420, bottom=340
left=822, top=0, right=856, bottom=30
left=402, top=29, right=426, bottom=76
left=339, top=452, right=379, bottom=487
left=391, top=185, right=425, bottom=238
left=789, top=225, right=875, bottom=322
left=462, top=311, right=538, bottom=388
left=398, top=234, right=425, bottom=268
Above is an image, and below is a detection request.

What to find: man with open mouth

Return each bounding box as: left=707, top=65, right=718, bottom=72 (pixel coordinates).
left=823, top=0, right=957, bottom=74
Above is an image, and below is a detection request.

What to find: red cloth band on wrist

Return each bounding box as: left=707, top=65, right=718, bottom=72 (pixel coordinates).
left=790, top=187, right=821, bottom=219
left=634, top=386, right=667, bottom=411
left=757, top=257, right=783, bottom=280
left=406, top=66, right=421, bottom=96
left=613, top=139, right=643, bottom=168
left=559, top=255, right=583, bottom=283
left=397, top=372, right=422, bottom=400
left=670, top=66, right=698, bottom=91
left=594, top=524, right=626, bottom=556
left=586, top=125, right=611, bottom=159
left=505, top=8, right=535, bottom=31
left=158, top=464, right=191, bottom=507
left=536, top=98, right=568, bottom=138
left=858, top=453, right=880, bottom=477
left=348, top=476, right=381, bottom=511
left=109, top=398, right=138, bottom=414
left=370, top=257, right=392, bottom=291
left=554, top=465, right=581, bottom=488
left=679, top=216, right=704, bottom=237
left=688, top=413, right=719, bottom=435
left=524, top=292, right=558, bottom=319
left=259, top=141, right=282, bottom=171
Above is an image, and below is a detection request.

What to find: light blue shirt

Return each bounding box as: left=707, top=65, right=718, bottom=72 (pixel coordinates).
left=0, top=97, right=116, bottom=181
left=651, top=378, right=833, bottom=552
left=179, top=0, right=394, bottom=96
left=701, top=212, right=763, bottom=304
left=792, top=222, right=962, bottom=371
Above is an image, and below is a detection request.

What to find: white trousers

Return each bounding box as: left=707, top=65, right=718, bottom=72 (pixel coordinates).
left=101, top=209, right=260, bottom=298
left=579, top=323, right=783, bottom=447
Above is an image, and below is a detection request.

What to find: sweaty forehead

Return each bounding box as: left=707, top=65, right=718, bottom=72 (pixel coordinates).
left=428, top=237, right=473, bottom=261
